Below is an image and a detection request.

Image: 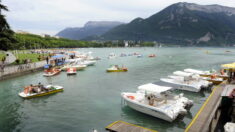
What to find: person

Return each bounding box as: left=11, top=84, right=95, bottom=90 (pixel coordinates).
left=46, top=56, right=49, bottom=64
left=220, top=69, right=225, bottom=75
left=2, top=56, right=6, bottom=64
left=38, top=82, right=47, bottom=92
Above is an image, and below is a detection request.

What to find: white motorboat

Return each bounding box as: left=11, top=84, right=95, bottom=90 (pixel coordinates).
left=121, top=83, right=193, bottom=122
left=160, top=77, right=205, bottom=92
left=61, top=61, right=87, bottom=71
left=83, top=60, right=96, bottom=66
left=108, top=53, right=116, bottom=59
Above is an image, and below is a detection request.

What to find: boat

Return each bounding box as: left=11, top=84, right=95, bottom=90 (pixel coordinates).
left=108, top=53, right=116, bottom=59
left=148, top=54, right=156, bottom=57
left=19, top=85, right=63, bottom=99
left=67, top=68, right=77, bottom=75
left=83, top=60, right=96, bottom=66
left=173, top=71, right=212, bottom=87
left=43, top=68, right=61, bottom=77
left=121, top=83, right=193, bottom=122
left=137, top=54, right=143, bottom=58
left=106, top=65, right=128, bottom=72
left=160, top=76, right=209, bottom=92
left=184, top=68, right=228, bottom=80
left=61, top=61, right=87, bottom=71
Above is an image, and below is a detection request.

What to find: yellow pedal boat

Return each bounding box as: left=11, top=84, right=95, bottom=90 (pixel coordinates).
left=106, top=65, right=128, bottom=72
left=19, top=85, right=63, bottom=99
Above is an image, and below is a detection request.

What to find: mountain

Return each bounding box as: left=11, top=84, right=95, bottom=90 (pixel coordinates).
left=56, top=21, right=124, bottom=40
left=100, top=2, right=235, bottom=46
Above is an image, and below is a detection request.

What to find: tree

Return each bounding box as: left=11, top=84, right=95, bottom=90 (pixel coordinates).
left=0, top=1, right=16, bottom=51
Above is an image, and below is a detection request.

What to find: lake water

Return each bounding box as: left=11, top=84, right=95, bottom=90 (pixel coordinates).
left=0, top=47, right=235, bottom=132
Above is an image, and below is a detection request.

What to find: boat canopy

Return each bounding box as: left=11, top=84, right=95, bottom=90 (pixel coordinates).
left=51, top=54, right=65, bottom=59
left=138, top=83, right=172, bottom=93
left=221, top=63, right=235, bottom=69
left=173, top=71, right=194, bottom=77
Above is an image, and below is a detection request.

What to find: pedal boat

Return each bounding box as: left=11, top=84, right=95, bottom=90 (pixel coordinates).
left=19, top=85, right=63, bottom=99
left=106, top=65, right=128, bottom=72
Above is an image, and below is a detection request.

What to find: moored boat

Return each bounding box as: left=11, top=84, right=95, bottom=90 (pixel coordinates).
left=121, top=83, right=193, bottom=122
left=184, top=68, right=228, bottom=80
left=43, top=68, right=61, bottom=77
left=19, top=85, right=63, bottom=99
left=148, top=54, right=156, bottom=57
left=67, top=67, right=77, bottom=75
left=106, top=65, right=128, bottom=72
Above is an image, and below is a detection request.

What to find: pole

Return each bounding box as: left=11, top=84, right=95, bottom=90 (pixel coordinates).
left=0, top=0, right=2, bottom=15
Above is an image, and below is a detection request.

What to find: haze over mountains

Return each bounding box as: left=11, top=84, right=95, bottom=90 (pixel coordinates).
left=56, top=21, right=124, bottom=40
left=57, top=2, right=235, bottom=46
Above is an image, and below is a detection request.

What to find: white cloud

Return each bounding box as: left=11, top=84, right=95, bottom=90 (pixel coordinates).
left=2, top=0, right=235, bottom=35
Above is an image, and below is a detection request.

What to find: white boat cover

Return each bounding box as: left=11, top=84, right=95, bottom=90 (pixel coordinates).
left=173, top=71, right=194, bottom=77
left=138, top=83, right=172, bottom=93
left=224, top=122, right=235, bottom=132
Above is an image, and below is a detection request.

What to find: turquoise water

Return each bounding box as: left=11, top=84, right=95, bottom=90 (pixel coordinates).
left=0, top=47, right=235, bottom=132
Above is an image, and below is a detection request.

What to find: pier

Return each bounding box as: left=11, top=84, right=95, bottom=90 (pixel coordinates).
left=185, top=81, right=234, bottom=132
left=106, top=120, right=158, bottom=132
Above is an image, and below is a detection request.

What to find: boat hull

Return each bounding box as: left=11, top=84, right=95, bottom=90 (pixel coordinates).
left=106, top=69, right=128, bottom=72
left=61, top=66, right=86, bottom=71
left=43, top=70, right=60, bottom=77
left=200, top=74, right=228, bottom=80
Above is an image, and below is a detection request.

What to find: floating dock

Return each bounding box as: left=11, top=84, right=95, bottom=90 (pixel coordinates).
left=185, top=81, right=228, bottom=132
left=106, top=120, right=158, bottom=132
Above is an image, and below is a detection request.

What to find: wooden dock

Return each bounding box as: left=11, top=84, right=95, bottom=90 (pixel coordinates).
left=106, top=120, right=158, bottom=132
left=185, top=81, right=227, bottom=132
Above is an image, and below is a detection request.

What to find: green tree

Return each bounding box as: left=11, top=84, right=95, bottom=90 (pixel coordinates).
left=0, top=2, right=16, bottom=51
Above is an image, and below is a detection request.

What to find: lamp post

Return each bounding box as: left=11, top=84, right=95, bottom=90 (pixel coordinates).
left=0, top=0, right=2, bottom=15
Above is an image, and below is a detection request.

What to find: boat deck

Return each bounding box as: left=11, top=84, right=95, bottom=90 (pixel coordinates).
left=185, top=81, right=227, bottom=132
left=105, top=120, right=158, bottom=132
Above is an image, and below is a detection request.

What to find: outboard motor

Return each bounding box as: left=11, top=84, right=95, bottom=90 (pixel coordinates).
left=177, top=109, right=187, bottom=120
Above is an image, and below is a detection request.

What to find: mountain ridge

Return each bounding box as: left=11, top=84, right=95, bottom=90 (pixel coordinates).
left=56, top=21, right=124, bottom=40
left=99, top=2, right=235, bottom=46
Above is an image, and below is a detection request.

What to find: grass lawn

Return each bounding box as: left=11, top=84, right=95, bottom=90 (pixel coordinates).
left=13, top=53, right=49, bottom=64
left=0, top=53, right=5, bottom=61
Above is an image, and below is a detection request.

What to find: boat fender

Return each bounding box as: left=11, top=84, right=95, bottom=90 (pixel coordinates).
left=127, top=95, right=135, bottom=100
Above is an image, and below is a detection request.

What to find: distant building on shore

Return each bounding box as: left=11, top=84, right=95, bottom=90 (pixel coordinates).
left=15, top=30, right=30, bottom=34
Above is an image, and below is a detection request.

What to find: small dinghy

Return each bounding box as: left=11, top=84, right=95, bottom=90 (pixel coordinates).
left=148, top=54, right=156, bottom=57
left=19, top=84, right=63, bottom=99
left=67, top=67, right=77, bottom=75
left=43, top=68, right=61, bottom=77
left=122, top=83, right=193, bottom=122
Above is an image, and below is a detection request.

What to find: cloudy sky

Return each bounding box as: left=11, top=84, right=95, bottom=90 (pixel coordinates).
left=2, top=0, right=235, bottom=35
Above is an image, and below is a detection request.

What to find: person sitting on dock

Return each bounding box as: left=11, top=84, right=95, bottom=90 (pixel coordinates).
left=220, top=69, right=225, bottom=75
